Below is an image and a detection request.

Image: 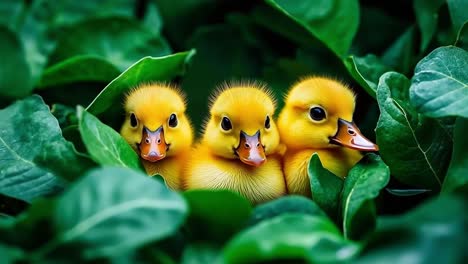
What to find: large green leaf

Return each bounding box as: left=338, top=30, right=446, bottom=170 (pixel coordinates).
left=37, top=55, right=120, bottom=88
left=343, top=54, right=391, bottom=98
left=0, top=25, right=32, bottom=100
left=183, top=190, right=252, bottom=243
left=409, top=46, right=468, bottom=118
left=413, top=0, right=445, bottom=51
left=77, top=107, right=143, bottom=171
left=223, top=214, right=360, bottom=264
left=30, top=167, right=187, bottom=260
left=0, top=96, right=95, bottom=202
left=86, top=50, right=195, bottom=128
left=308, top=154, right=343, bottom=222
left=442, top=118, right=468, bottom=194
left=447, top=0, right=468, bottom=33
left=47, top=16, right=171, bottom=71
left=354, top=195, right=468, bottom=263
left=341, top=154, right=390, bottom=240
left=265, top=0, right=359, bottom=58
left=376, top=72, right=452, bottom=189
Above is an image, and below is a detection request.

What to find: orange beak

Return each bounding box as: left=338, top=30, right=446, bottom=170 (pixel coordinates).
left=329, top=119, right=379, bottom=151
left=139, top=126, right=167, bottom=162
left=235, top=131, right=266, bottom=167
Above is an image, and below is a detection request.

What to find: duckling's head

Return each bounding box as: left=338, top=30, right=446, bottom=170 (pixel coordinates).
left=202, top=82, right=280, bottom=167
left=278, top=77, right=378, bottom=151
left=120, top=83, right=193, bottom=162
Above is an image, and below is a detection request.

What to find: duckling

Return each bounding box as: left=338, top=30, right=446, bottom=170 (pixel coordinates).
left=120, top=83, right=194, bottom=190
left=277, top=77, right=378, bottom=196
left=183, top=82, right=286, bottom=204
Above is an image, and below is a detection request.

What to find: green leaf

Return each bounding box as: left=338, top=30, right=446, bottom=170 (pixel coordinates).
left=308, top=154, right=343, bottom=222
left=0, top=25, right=32, bottom=100
left=413, top=0, right=446, bottom=51
left=454, top=21, right=468, bottom=50
left=376, top=72, right=452, bottom=189
left=447, top=0, right=468, bottom=33
left=0, top=243, right=23, bottom=263
left=183, top=190, right=252, bottom=242
left=86, top=50, right=196, bottom=128
left=223, top=214, right=360, bottom=264
left=343, top=54, right=391, bottom=98
left=247, top=196, right=326, bottom=227
left=0, top=0, right=25, bottom=30
left=51, top=104, right=78, bottom=130
left=409, top=46, right=468, bottom=118
left=354, top=195, right=467, bottom=263
left=0, top=96, right=95, bottom=202
left=442, top=118, right=468, bottom=194
left=181, top=244, right=222, bottom=264
left=385, top=188, right=431, bottom=197
left=30, top=167, right=188, bottom=260
left=77, top=107, right=143, bottom=171
left=381, top=26, right=416, bottom=75
left=37, top=55, right=120, bottom=88
left=341, top=154, right=390, bottom=240
left=47, top=16, right=171, bottom=72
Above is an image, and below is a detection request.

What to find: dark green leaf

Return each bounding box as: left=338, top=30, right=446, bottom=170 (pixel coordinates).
left=454, top=21, right=468, bottom=50
left=183, top=190, right=252, bottom=243
left=442, top=118, right=468, bottom=194
left=0, top=96, right=95, bottom=202
left=343, top=54, right=391, bottom=98
left=413, top=0, right=446, bottom=51
left=308, top=154, right=343, bottom=222
left=181, top=244, right=222, bottom=264
left=37, top=55, right=120, bottom=88
left=86, top=50, right=195, bottom=128
left=409, top=46, right=468, bottom=118
left=376, top=72, right=452, bottom=189
left=30, top=167, right=187, bottom=260
left=341, top=154, right=390, bottom=240
left=381, top=26, right=416, bottom=75
left=0, top=243, right=23, bottom=263
left=48, top=16, right=171, bottom=71
left=0, top=25, right=32, bottom=100
left=223, top=214, right=360, bottom=264
left=247, top=196, right=326, bottom=227
left=447, top=0, right=468, bottom=33
left=265, top=0, right=359, bottom=58
left=51, top=104, right=78, bottom=129
left=385, top=188, right=431, bottom=197
left=77, top=107, right=143, bottom=171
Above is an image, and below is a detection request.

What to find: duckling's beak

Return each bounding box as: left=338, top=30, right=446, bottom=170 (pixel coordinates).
left=329, top=119, right=379, bottom=151
left=235, top=130, right=266, bottom=167
left=139, top=126, right=167, bottom=162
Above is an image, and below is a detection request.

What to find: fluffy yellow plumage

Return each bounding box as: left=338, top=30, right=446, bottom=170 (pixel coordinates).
left=120, top=83, right=194, bottom=190
left=183, top=82, right=286, bottom=204
left=278, top=77, right=378, bottom=196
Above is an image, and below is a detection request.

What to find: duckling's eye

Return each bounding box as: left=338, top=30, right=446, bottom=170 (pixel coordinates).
left=309, top=107, right=326, bottom=121
left=265, top=115, right=271, bottom=129
left=168, top=113, right=178, bottom=128
left=130, top=113, right=138, bottom=128
left=221, top=116, right=232, bottom=131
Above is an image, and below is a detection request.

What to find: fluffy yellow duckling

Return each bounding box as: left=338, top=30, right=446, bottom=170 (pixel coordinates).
left=183, top=82, right=286, bottom=204
left=120, top=83, right=194, bottom=190
left=278, top=77, right=378, bottom=196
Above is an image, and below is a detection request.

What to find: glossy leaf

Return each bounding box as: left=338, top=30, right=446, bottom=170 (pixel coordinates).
left=0, top=96, right=95, bottom=202
left=247, top=196, right=326, bottom=227
left=376, top=72, right=452, bottom=189
left=86, top=50, right=196, bottom=128
left=37, top=55, right=120, bottom=88
left=343, top=54, right=391, bottom=98
left=308, top=154, right=343, bottom=222
left=77, top=106, right=143, bottom=171
left=31, top=167, right=188, bottom=260
left=265, top=0, right=359, bottom=58
left=409, top=46, right=468, bottom=118
left=183, top=190, right=252, bottom=242
left=442, top=118, right=468, bottom=194
left=223, top=214, right=360, bottom=264
left=413, top=0, right=445, bottom=51
left=341, top=154, right=390, bottom=240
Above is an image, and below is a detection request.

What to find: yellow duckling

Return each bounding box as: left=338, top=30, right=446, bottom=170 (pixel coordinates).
left=278, top=77, right=378, bottom=196
left=120, top=83, right=194, bottom=190
left=183, top=82, right=286, bottom=204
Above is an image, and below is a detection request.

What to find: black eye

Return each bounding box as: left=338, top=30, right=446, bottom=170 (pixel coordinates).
left=130, top=113, right=138, bottom=128
left=221, top=116, right=232, bottom=131
left=265, top=115, right=271, bottom=129
left=168, top=113, right=178, bottom=127
left=309, top=107, right=326, bottom=121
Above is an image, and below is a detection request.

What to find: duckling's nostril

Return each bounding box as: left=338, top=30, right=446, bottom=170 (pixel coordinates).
left=348, top=129, right=356, bottom=136
left=245, top=143, right=250, bottom=148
